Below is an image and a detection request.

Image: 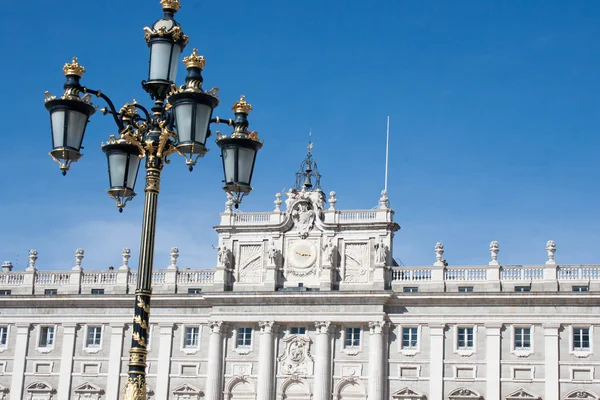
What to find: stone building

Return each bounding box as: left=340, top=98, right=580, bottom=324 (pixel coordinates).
left=0, top=151, right=598, bottom=400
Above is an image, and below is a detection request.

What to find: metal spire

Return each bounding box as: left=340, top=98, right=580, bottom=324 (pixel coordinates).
left=294, top=131, right=322, bottom=191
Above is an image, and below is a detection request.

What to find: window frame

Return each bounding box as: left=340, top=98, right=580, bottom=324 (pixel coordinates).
left=454, top=325, right=477, bottom=356
left=398, top=325, right=421, bottom=356
left=0, top=290, right=11, bottom=296
left=510, top=325, right=534, bottom=357
left=572, top=285, right=589, bottom=292
left=570, top=326, right=593, bottom=357
left=83, top=325, right=104, bottom=353
left=36, top=325, right=57, bottom=353
left=403, top=287, right=419, bottom=293
left=342, top=326, right=363, bottom=355
left=44, top=288, right=58, bottom=295
left=458, top=286, right=474, bottom=293
left=234, top=326, right=254, bottom=355
left=0, top=326, right=9, bottom=353
left=289, top=326, right=307, bottom=335
left=181, top=326, right=201, bottom=354
left=514, top=286, right=531, bottom=292
left=90, top=288, right=105, bottom=295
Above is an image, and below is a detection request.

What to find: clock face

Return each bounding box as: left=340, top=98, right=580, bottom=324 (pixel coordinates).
left=288, top=240, right=318, bottom=269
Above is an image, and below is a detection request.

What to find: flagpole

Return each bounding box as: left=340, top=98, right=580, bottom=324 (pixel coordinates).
left=384, top=116, right=390, bottom=192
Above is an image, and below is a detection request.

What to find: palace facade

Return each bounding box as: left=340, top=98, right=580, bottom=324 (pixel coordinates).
left=0, top=157, right=599, bottom=400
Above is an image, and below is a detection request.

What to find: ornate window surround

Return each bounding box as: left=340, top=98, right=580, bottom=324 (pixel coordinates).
left=398, top=324, right=421, bottom=356
left=180, top=325, right=201, bottom=355
left=0, top=325, right=9, bottom=353
left=35, top=325, right=57, bottom=354
left=510, top=324, right=534, bottom=358
left=569, top=325, right=593, bottom=358
left=453, top=325, right=477, bottom=357
left=342, top=325, right=363, bottom=355
left=234, top=326, right=255, bottom=355
left=82, top=324, right=104, bottom=354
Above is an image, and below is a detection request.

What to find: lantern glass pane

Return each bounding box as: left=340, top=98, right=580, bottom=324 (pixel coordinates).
left=193, top=103, right=212, bottom=145
left=126, top=156, right=141, bottom=190
left=169, top=44, right=181, bottom=82
left=223, top=147, right=236, bottom=183
left=175, top=103, right=193, bottom=143
left=108, top=152, right=128, bottom=188
left=149, top=42, right=173, bottom=81
left=237, top=147, right=256, bottom=185
left=51, top=110, right=65, bottom=148
left=66, top=110, right=87, bottom=149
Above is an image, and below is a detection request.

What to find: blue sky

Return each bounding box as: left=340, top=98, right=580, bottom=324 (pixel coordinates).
left=1, top=0, right=599, bottom=271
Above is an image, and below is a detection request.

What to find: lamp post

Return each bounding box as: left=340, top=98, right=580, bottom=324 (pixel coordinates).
left=43, top=1, right=263, bottom=398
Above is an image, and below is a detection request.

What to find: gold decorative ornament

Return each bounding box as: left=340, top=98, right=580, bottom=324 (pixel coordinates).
left=132, top=331, right=147, bottom=347
left=183, top=48, right=206, bottom=69
left=143, top=25, right=189, bottom=45
left=120, top=100, right=138, bottom=119
left=63, top=57, right=86, bottom=77
left=133, top=315, right=148, bottom=330
left=232, top=95, right=252, bottom=114
left=160, top=0, right=181, bottom=12
left=206, top=87, right=219, bottom=99
left=122, top=375, right=147, bottom=400
left=136, top=296, right=150, bottom=314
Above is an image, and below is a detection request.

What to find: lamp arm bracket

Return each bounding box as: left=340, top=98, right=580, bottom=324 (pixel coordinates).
left=82, top=87, right=124, bottom=131
left=210, top=117, right=234, bottom=126
left=132, top=103, right=151, bottom=122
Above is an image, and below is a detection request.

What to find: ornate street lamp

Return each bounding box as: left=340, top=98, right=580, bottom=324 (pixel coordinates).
left=42, top=1, right=263, bottom=398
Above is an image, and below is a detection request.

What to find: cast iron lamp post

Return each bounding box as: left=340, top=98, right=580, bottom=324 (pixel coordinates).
left=43, top=0, right=263, bottom=398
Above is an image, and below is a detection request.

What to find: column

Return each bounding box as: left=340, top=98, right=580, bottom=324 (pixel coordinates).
left=544, top=324, right=560, bottom=400
left=205, top=321, right=225, bottom=400
left=57, top=324, right=78, bottom=400
left=155, top=324, right=175, bottom=399
left=485, top=323, right=502, bottom=400
left=256, top=321, right=276, bottom=400
left=9, top=324, right=30, bottom=400
left=106, top=324, right=126, bottom=400
left=368, top=321, right=387, bottom=400
left=314, top=322, right=333, bottom=400
left=428, top=323, right=445, bottom=400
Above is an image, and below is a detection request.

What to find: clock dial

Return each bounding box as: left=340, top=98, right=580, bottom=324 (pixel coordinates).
left=288, top=240, right=317, bottom=269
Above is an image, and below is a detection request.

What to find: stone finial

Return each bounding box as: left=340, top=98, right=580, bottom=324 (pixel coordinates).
left=489, top=241, right=499, bottom=264
left=434, top=242, right=445, bottom=267
left=379, top=190, right=390, bottom=209
left=225, top=194, right=234, bottom=213
left=328, top=191, right=337, bottom=211
left=169, top=247, right=180, bottom=269
left=1, top=261, right=13, bottom=273
left=120, top=248, right=131, bottom=270
left=546, top=240, right=556, bottom=263
left=73, top=248, right=84, bottom=270
left=274, top=193, right=283, bottom=212
left=27, top=249, right=38, bottom=271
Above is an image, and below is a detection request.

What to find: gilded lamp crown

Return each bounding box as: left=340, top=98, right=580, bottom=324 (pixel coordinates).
left=183, top=49, right=206, bottom=70
left=232, top=95, right=252, bottom=114
left=63, top=57, right=86, bottom=77
left=160, top=0, right=181, bottom=12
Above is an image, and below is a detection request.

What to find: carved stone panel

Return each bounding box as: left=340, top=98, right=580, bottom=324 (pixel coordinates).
left=238, top=244, right=262, bottom=284
left=278, top=335, right=314, bottom=375
left=343, top=243, right=369, bottom=283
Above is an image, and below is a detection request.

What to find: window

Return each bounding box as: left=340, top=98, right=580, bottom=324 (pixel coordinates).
left=0, top=326, right=7, bottom=346
left=290, top=327, right=306, bottom=335
left=514, top=286, right=530, bottom=292
left=184, top=327, right=199, bottom=348
left=573, top=328, right=590, bottom=350
left=572, top=286, right=589, bottom=292
left=237, top=327, right=252, bottom=348
left=86, top=326, right=102, bottom=347
left=39, top=326, right=55, bottom=347
left=345, top=327, right=361, bottom=348
left=44, top=289, right=58, bottom=295
left=402, top=327, right=418, bottom=349
left=0, top=290, right=11, bottom=295
left=514, top=327, right=531, bottom=349
left=91, top=288, right=104, bottom=295
left=188, top=288, right=202, bottom=294
left=458, top=286, right=473, bottom=292
left=457, top=327, right=474, bottom=349
left=403, top=287, right=418, bottom=293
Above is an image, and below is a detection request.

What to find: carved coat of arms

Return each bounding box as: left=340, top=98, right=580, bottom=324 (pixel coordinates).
left=291, top=202, right=315, bottom=239
left=278, top=335, right=314, bottom=375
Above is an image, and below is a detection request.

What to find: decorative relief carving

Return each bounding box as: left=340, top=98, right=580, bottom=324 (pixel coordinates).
left=343, top=243, right=369, bottom=283
left=278, top=335, right=314, bottom=376
left=232, top=363, right=253, bottom=377
left=218, top=244, right=233, bottom=269
left=374, top=237, right=387, bottom=266
left=323, top=238, right=336, bottom=266
left=267, top=240, right=280, bottom=267
left=287, top=240, right=318, bottom=276
left=238, top=244, right=262, bottom=283
left=341, top=364, right=362, bottom=377
left=291, top=202, right=316, bottom=239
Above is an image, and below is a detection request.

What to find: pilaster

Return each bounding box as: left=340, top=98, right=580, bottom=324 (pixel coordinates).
left=106, top=324, right=126, bottom=400
left=544, top=323, right=560, bottom=400
left=155, top=323, right=175, bottom=399
left=485, top=323, right=502, bottom=400
left=428, top=323, right=445, bottom=400
left=9, top=323, right=30, bottom=400
left=57, top=324, right=78, bottom=400
left=368, top=321, right=387, bottom=400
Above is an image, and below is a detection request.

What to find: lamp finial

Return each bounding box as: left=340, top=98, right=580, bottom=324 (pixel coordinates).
left=160, top=0, right=181, bottom=12
left=183, top=48, right=206, bottom=70
left=63, top=57, right=86, bottom=77
left=232, top=95, right=253, bottom=114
